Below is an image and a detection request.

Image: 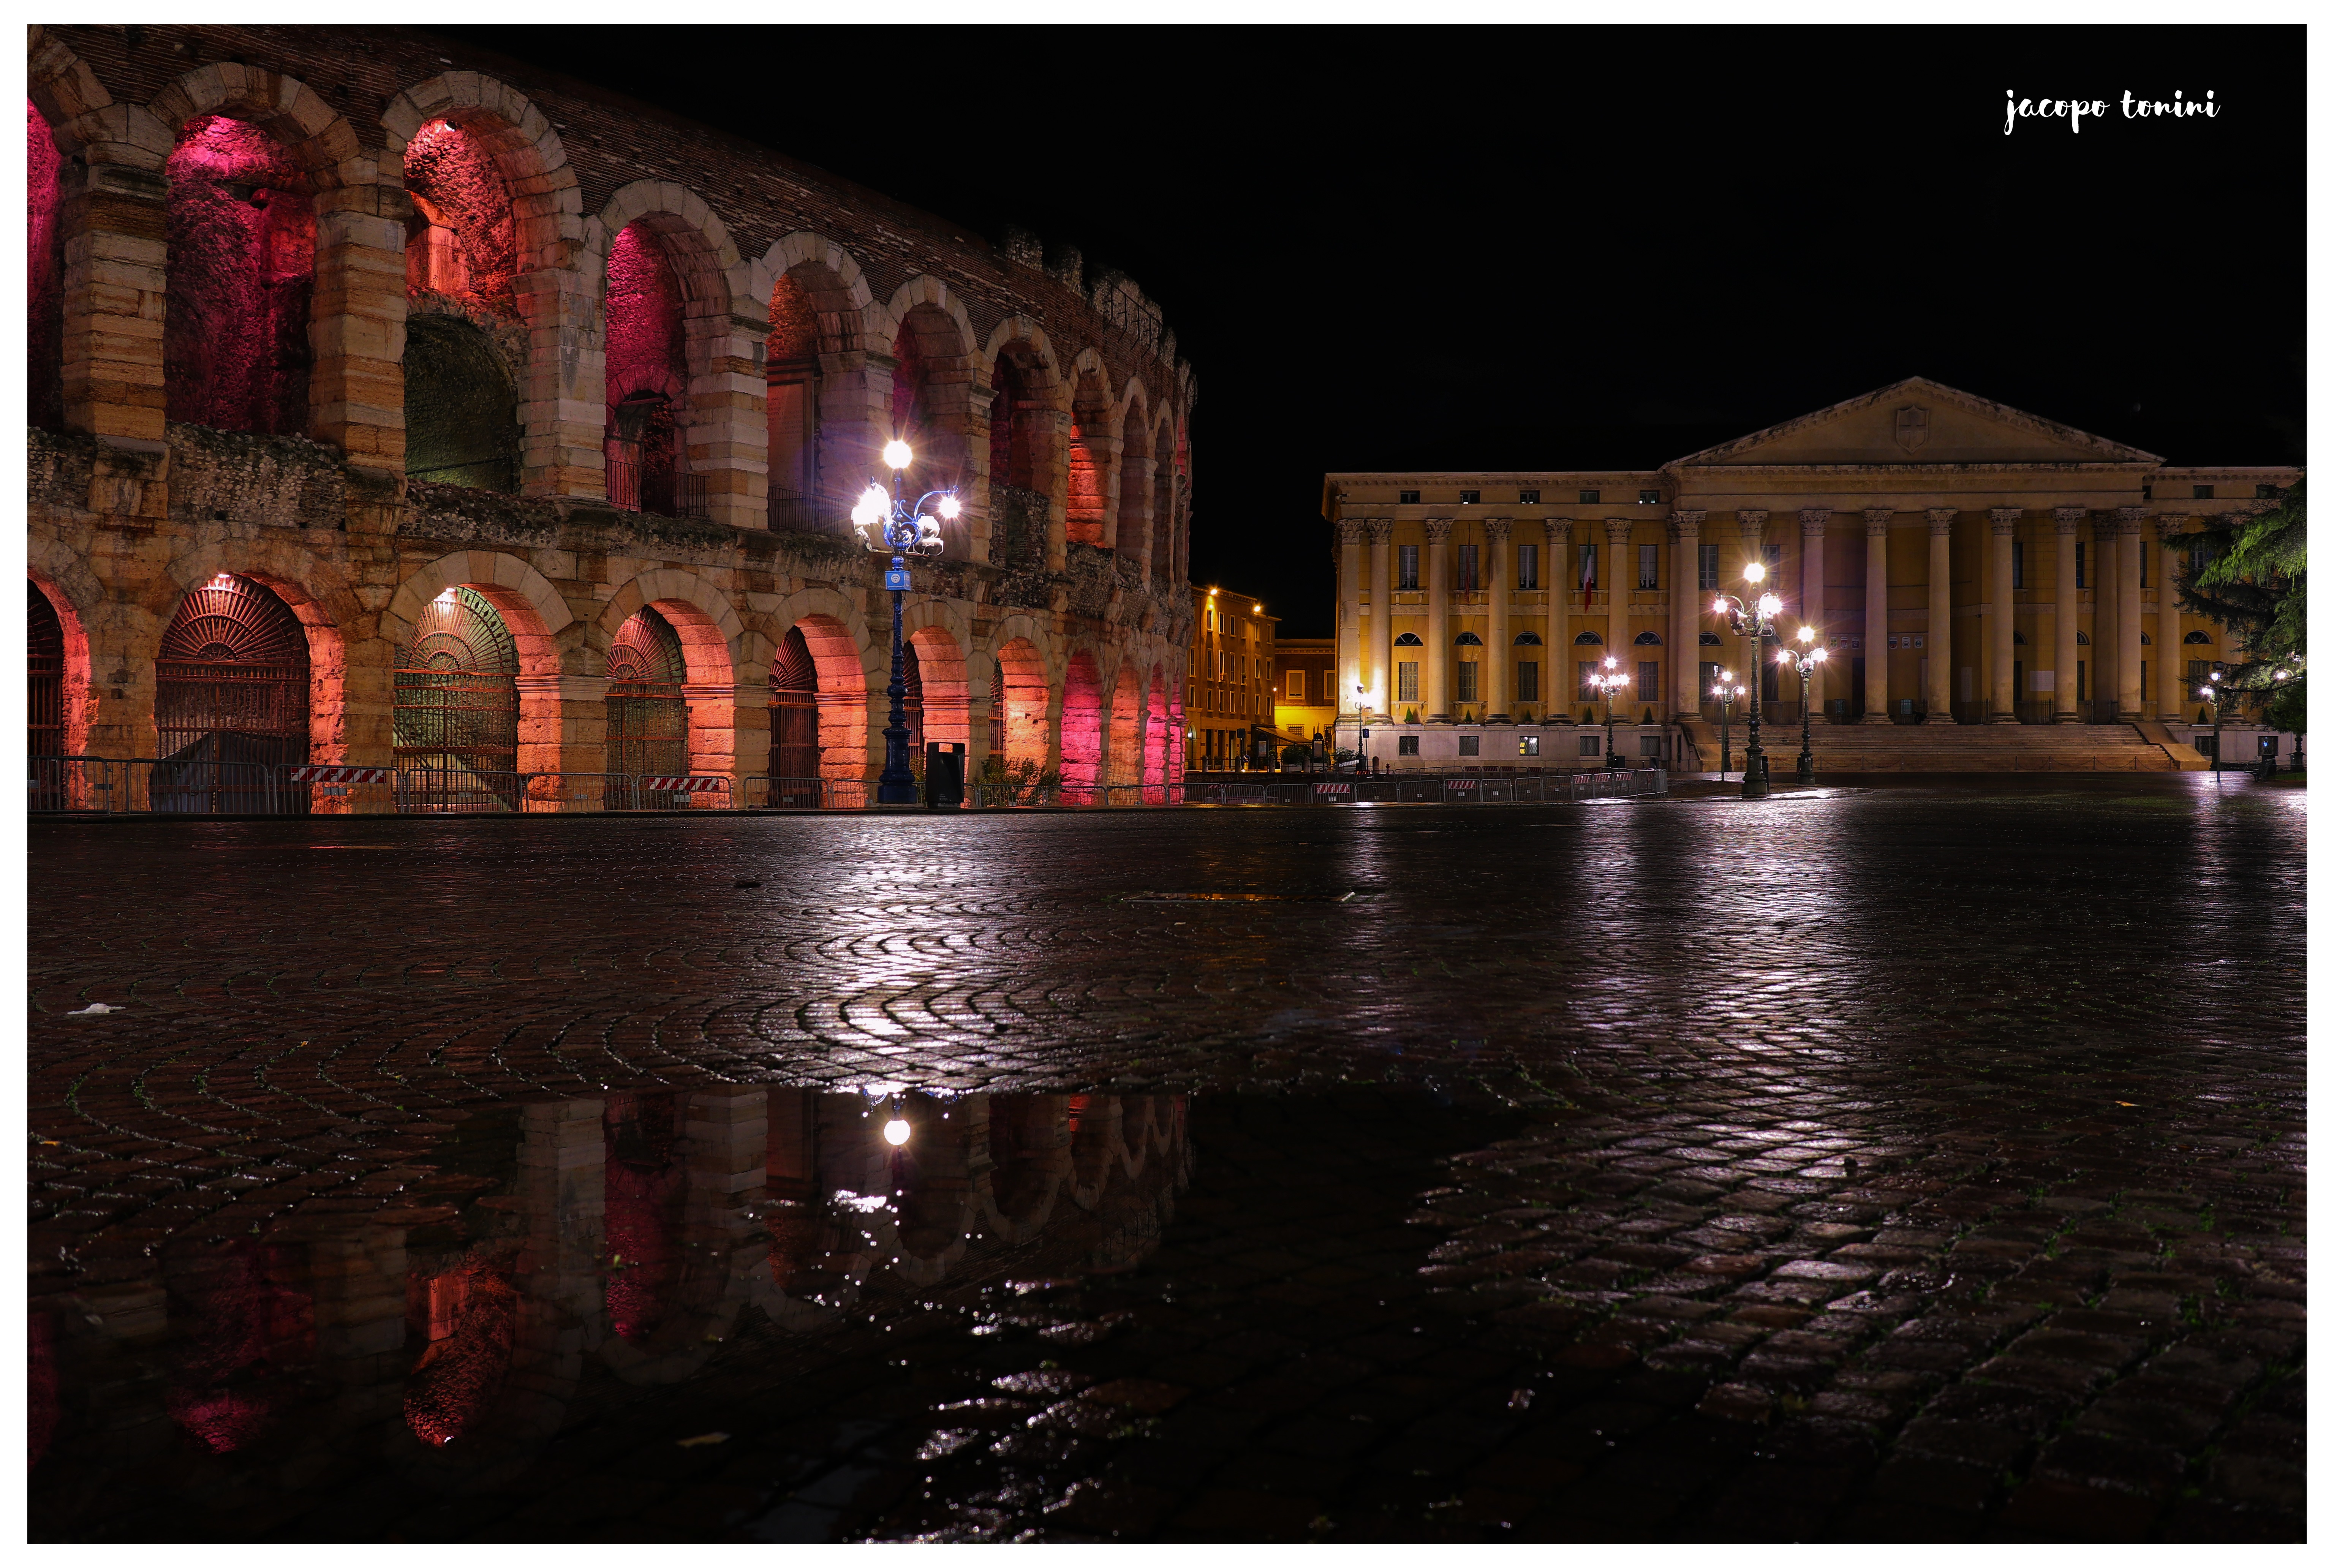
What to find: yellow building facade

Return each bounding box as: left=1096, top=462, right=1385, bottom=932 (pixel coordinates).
left=1325, top=379, right=2299, bottom=770
left=1187, top=586, right=1278, bottom=770
left=1271, top=636, right=1338, bottom=754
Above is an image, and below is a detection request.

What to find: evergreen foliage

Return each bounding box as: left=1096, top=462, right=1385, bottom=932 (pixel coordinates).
left=2174, top=481, right=2304, bottom=733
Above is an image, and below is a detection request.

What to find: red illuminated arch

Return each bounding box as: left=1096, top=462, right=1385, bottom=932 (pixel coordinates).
left=1060, top=650, right=1104, bottom=803
left=1108, top=661, right=1143, bottom=792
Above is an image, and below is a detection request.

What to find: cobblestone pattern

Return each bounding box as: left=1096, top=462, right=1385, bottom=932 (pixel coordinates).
left=28, top=776, right=2306, bottom=1539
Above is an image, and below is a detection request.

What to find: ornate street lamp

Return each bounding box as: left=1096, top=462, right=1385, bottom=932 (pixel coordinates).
left=1709, top=669, right=1746, bottom=781
left=1588, top=654, right=1631, bottom=768
left=1712, top=562, right=1784, bottom=799
left=1778, top=624, right=1830, bottom=787
left=2197, top=667, right=2227, bottom=778
left=851, top=441, right=959, bottom=804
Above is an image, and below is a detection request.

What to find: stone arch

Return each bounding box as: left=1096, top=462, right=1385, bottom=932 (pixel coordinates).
left=903, top=601, right=971, bottom=752
left=601, top=569, right=745, bottom=784
left=157, top=548, right=356, bottom=770
left=885, top=286, right=978, bottom=555
left=384, top=552, right=572, bottom=779
left=1065, top=351, right=1116, bottom=549
left=984, top=316, right=1067, bottom=563
left=380, top=72, right=580, bottom=275
left=27, top=102, right=65, bottom=432
left=402, top=312, right=518, bottom=490
left=770, top=589, right=874, bottom=787
left=1150, top=413, right=1178, bottom=584
left=26, top=28, right=113, bottom=136
left=1060, top=649, right=1105, bottom=802
left=987, top=631, right=1053, bottom=777
left=28, top=567, right=93, bottom=765
left=582, top=182, right=757, bottom=523
left=1108, top=661, right=1144, bottom=792
left=146, top=63, right=362, bottom=185
left=759, top=236, right=878, bottom=529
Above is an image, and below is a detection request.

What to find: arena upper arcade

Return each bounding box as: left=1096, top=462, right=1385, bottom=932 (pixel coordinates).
left=27, top=24, right=1195, bottom=804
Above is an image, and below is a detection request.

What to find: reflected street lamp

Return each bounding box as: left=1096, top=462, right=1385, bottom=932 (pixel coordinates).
left=852, top=442, right=957, bottom=803
left=1712, top=562, right=1784, bottom=799
left=1778, top=624, right=1830, bottom=787
left=1709, top=669, right=1746, bottom=781
left=1588, top=654, right=1630, bottom=769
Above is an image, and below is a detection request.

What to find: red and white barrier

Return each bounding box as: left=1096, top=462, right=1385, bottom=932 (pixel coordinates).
left=286, top=766, right=394, bottom=784
left=639, top=776, right=729, bottom=793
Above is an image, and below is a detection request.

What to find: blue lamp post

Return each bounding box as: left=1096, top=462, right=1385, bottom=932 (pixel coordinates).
left=851, top=441, right=958, bottom=804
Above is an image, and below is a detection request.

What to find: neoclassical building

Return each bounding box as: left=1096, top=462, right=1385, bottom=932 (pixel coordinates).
left=1325, top=379, right=2299, bottom=768
left=27, top=25, right=1193, bottom=805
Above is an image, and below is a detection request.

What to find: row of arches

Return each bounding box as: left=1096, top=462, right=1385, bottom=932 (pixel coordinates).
left=27, top=41, right=1194, bottom=580
left=28, top=560, right=1184, bottom=801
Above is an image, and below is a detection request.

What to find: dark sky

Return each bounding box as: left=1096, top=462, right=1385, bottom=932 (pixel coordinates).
left=440, top=26, right=2304, bottom=637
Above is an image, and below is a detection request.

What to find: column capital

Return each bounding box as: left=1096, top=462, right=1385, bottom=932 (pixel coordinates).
left=1863, top=507, right=1893, bottom=535
left=1603, top=515, right=1635, bottom=542
left=1988, top=506, right=2021, bottom=535
left=1363, top=517, right=1395, bottom=545
left=1799, top=507, right=1831, bottom=536
left=1671, top=507, right=1706, bottom=530
left=1422, top=515, right=1454, bottom=543
left=1482, top=515, right=1512, bottom=542
left=1736, top=508, right=1769, bottom=534
left=1667, top=512, right=1703, bottom=543
left=1334, top=518, right=1365, bottom=547
left=2152, top=512, right=2192, bottom=542
left=1925, top=507, right=1958, bottom=536
left=2053, top=506, right=2085, bottom=534
left=2114, top=504, right=2149, bottom=535
left=1544, top=516, right=1572, bottom=542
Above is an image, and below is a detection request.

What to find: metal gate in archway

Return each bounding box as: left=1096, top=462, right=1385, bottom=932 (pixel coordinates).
left=154, top=574, right=311, bottom=813
left=608, top=607, right=687, bottom=808
left=395, top=585, right=520, bottom=811
left=771, top=626, right=821, bottom=806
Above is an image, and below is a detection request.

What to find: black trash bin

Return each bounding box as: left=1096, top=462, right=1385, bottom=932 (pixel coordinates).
left=925, top=741, right=965, bottom=809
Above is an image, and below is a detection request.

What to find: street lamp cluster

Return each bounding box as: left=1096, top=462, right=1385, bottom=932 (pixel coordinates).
left=1708, top=560, right=1827, bottom=797
left=1587, top=654, right=1631, bottom=767
left=852, top=441, right=962, bottom=804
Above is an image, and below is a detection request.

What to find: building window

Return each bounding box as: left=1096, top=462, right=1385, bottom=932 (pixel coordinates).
left=1287, top=669, right=1305, bottom=702
left=1455, top=661, right=1479, bottom=702
left=2075, top=542, right=2086, bottom=588
left=1458, top=734, right=1480, bottom=757
left=1456, top=543, right=1479, bottom=591
left=1580, top=489, right=1601, bottom=504
left=2189, top=543, right=2207, bottom=579
left=1398, top=490, right=1419, bottom=505
left=1639, top=489, right=1660, bottom=505
left=1638, top=543, right=1659, bottom=590
left=1518, top=489, right=1540, bottom=504
left=1638, top=660, right=1659, bottom=701
left=2011, top=540, right=2024, bottom=589
left=2193, top=484, right=2214, bottom=500
left=1516, top=543, right=1539, bottom=590
left=1519, top=735, right=1540, bottom=757
left=1638, top=735, right=1663, bottom=757
left=1580, top=734, right=1602, bottom=756
left=1762, top=542, right=1783, bottom=571
left=1698, top=542, right=1719, bottom=590
left=1397, top=661, right=1419, bottom=702
left=1517, top=661, right=1539, bottom=701
left=1398, top=733, right=1420, bottom=755
left=1459, top=489, right=1480, bottom=505
left=1398, top=543, right=1420, bottom=590
left=2255, top=483, right=2278, bottom=499
left=1578, top=543, right=1597, bottom=590
left=2142, top=484, right=2154, bottom=500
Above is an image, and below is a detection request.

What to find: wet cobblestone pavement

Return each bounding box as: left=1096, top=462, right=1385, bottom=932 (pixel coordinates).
left=28, top=776, right=2306, bottom=1540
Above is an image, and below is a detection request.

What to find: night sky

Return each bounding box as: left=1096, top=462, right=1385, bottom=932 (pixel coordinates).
left=440, top=26, right=2304, bottom=638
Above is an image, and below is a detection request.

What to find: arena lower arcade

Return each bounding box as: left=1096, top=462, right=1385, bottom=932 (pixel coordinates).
left=27, top=25, right=1195, bottom=807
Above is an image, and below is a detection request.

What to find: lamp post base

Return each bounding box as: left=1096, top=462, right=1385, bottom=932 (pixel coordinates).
left=876, top=579, right=918, bottom=803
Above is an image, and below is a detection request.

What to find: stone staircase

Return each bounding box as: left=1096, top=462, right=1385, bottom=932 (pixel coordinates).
left=1676, top=714, right=2194, bottom=773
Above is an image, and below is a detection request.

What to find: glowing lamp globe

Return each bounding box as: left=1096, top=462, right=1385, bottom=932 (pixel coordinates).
left=883, top=1118, right=911, bottom=1146
left=938, top=494, right=963, bottom=520
left=1743, top=561, right=1765, bottom=583
left=1758, top=594, right=1782, bottom=617
left=1797, top=625, right=1814, bottom=643
left=882, top=439, right=914, bottom=471
left=853, top=485, right=889, bottom=529
left=1813, top=646, right=1828, bottom=662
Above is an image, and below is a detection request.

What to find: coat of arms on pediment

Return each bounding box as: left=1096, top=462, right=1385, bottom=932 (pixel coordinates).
left=1894, top=406, right=1929, bottom=453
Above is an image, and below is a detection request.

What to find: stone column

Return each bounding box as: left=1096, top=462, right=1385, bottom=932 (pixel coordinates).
left=515, top=673, right=610, bottom=778
left=683, top=300, right=772, bottom=530
left=56, top=148, right=169, bottom=445
left=1737, top=509, right=1768, bottom=712
left=2052, top=507, right=2083, bottom=722
left=2091, top=516, right=2117, bottom=716
left=2155, top=514, right=2187, bottom=720
left=1545, top=520, right=1572, bottom=721
left=1861, top=509, right=1892, bottom=722
left=1605, top=517, right=1633, bottom=702
left=1484, top=516, right=1512, bottom=721
left=1366, top=518, right=1394, bottom=719
left=1670, top=511, right=1705, bottom=715
left=1922, top=509, right=1958, bottom=722
left=1800, top=507, right=1830, bottom=714
left=2115, top=505, right=2146, bottom=721
left=515, top=256, right=607, bottom=499
left=310, top=173, right=411, bottom=475
left=1425, top=516, right=1453, bottom=722
left=1987, top=507, right=2020, bottom=722
left=1336, top=518, right=1364, bottom=721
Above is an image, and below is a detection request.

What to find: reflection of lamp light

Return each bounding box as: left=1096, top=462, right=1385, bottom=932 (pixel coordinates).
left=883, top=1118, right=911, bottom=1146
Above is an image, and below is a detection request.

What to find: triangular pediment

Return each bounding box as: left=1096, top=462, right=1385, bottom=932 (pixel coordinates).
left=1669, top=378, right=2163, bottom=467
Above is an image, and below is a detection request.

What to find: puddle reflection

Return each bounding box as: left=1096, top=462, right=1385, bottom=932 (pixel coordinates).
left=32, top=1089, right=1188, bottom=1524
